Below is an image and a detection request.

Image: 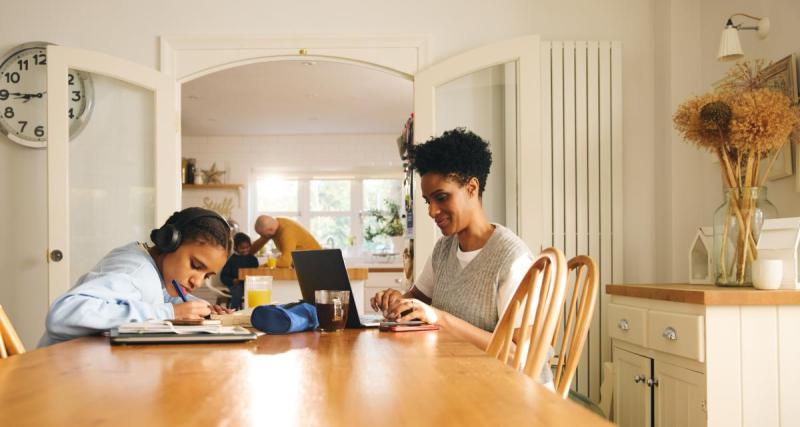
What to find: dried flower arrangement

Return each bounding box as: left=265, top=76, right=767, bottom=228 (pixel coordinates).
left=673, top=60, right=800, bottom=285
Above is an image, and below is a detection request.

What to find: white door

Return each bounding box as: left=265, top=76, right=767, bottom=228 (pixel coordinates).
left=46, top=46, right=178, bottom=302
left=614, top=347, right=652, bottom=427
left=412, top=35, right=541, bottom=272
left=654, top=361, right=707, bottom=427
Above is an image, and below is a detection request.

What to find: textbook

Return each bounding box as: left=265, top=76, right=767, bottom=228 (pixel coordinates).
left=110, top=320, right=257, bottom=345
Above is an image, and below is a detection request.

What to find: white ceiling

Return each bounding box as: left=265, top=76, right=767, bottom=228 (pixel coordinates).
left=181, top=60, right=413, bottom=136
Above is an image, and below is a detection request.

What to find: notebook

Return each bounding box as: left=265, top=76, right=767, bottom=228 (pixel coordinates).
left=109, top=320, right=257, bottom=345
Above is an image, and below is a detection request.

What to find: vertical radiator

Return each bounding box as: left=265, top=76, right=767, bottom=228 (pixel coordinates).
left=540, top=41, right=622, bottom=402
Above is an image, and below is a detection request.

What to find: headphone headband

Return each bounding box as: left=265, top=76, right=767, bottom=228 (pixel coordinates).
left=150, top=207, right=230, bottom=253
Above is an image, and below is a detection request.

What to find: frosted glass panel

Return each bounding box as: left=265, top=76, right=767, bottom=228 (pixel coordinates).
left=434, top=62, right=518, bottom=231
left=69, top=75, right=155, bottom=284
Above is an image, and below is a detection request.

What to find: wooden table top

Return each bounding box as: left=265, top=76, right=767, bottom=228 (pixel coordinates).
left=239, top=267, right=368, bottom=281
left=606, top=283, right=800, bottom=305
left=0, top=330, right=609, bottom=426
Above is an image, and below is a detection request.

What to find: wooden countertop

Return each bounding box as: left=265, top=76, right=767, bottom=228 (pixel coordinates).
left=365, top=266, right=403, bottom=273
left=606, top=283, right=800, bottom=305
left=0, top=330, right=610, bottom=426
left=239, top=267, right=368, bottom=281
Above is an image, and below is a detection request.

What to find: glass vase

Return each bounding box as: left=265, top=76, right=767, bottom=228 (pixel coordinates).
left=712, top=187, right=778, bottom=287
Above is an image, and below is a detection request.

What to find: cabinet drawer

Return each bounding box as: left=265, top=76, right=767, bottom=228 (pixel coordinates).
left=365, top=272, right=405, bottom=289
left=647, top=310, right=705, bottom=362
left=608, top=303, right=647, bottom=347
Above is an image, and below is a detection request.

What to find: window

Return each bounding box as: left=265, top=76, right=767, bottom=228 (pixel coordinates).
left=256, top=177, right=298, bottom=214
left=254, top=176, right=402, bottom=252
left=362, top=179, right=403, bottom=252
left=309, top=180, right=351, bottom=249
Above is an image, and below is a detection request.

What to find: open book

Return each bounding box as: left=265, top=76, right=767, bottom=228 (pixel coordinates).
left=117, top=320, right=237, bottom=334
left=110, top=320, right=257, bottom=344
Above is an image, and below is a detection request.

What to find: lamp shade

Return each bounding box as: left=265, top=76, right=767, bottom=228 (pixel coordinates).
left=718, top=27, right=743, bottom=61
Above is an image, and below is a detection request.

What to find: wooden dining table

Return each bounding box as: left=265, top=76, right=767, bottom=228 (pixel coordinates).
left=0, top=329, right=610, bottom=426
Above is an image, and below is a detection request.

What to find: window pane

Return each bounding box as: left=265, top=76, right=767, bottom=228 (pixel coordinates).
left=310, top=180, right=350, bottom=211
left=256, top=178, right=298, bottom=212
left=310, top=216, right=351, bottom=248
left=363, top=179, right=402, bottom=211
left=362, top=215, right=394, bottom=253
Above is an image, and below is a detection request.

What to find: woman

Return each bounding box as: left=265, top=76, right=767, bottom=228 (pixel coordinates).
left=371, top=128, right=550, bottom=383
left=39, top=207, right=233, bottom=346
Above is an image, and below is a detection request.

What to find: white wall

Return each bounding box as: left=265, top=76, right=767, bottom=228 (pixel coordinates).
left=656, top=0, right=800, bottom=283
left=181, top=133, right=402, bottom=232
left=0, top=0, right=657, bottom=348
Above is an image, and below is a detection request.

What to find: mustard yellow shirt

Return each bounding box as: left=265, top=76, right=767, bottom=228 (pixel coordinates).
left=273, top=217, right=322, bottom=268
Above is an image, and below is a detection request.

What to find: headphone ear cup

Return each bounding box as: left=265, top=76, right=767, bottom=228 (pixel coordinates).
left=151, top=224, right=181, bottom=253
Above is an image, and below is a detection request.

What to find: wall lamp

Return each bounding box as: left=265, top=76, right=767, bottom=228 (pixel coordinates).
left=717, top=13, right=770, bottom=61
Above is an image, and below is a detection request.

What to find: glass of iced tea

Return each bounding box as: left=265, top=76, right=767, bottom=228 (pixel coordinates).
left=314, top=290, right=349, bottom=332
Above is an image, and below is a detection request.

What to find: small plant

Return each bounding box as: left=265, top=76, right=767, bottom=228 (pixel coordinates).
left=364, top=201, right=404, bottom=242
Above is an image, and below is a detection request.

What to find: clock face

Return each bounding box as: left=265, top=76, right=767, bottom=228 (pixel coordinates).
left=0, top=42, right=93, bottom=148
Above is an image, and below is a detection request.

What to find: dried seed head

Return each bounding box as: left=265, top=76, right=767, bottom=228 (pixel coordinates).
left=700, top=101, right=732, bottom=132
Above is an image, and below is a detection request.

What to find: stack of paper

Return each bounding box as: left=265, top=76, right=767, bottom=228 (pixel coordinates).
left=117, top=320, right=247, bottom=335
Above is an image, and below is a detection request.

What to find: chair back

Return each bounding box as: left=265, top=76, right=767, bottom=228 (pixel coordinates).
left=551, top=255, right=599, bottom=398
left=0, top=304, right=25, bottom=358
left=486, top=247, right=567, bottom=378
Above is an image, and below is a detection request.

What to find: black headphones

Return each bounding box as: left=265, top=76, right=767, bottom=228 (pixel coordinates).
left=149, top=207, right=230, bottom=253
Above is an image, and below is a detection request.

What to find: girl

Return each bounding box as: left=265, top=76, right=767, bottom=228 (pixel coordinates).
left=39, top=207, right=233, bottom=346
left=370, top=128, right=551, bottom=384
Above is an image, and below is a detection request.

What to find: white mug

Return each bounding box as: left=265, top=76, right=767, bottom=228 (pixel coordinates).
left=752, top=259, right=783, bottom=290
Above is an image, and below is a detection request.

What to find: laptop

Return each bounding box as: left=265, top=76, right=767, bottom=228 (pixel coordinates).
left=292, top=249, right=384, bottom=328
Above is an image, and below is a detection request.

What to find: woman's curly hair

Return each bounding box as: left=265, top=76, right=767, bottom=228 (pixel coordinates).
left=410, top=128, right=492, bottom=196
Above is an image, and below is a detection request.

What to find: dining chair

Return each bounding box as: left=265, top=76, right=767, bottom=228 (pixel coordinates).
left=0, top=304, right=25, bottom=358
left=486, top=247, right=568, bottom=379
left=551, top=255, right=599, bottom=398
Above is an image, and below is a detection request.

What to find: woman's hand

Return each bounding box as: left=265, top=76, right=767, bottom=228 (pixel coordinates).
left=386, top=298, right=439, bottom=325
left=370, top=288, right=403, bottom=315
left=173, top=301, right=212, bottom=320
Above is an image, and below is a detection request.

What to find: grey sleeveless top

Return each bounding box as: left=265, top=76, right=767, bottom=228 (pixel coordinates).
left=429, top=224, right=553, bottom=384
left=430, top=224, right=531, bottom=332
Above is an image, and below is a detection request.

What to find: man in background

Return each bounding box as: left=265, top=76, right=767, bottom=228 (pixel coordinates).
left=250, top=215, right=322, bottom=268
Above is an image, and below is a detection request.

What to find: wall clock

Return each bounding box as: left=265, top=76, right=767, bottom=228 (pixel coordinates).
left=0, top=42, right=94, bottom=148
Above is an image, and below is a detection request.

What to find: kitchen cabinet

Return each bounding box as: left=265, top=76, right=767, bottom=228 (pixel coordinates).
left=607, top=283, right=800, bottom=427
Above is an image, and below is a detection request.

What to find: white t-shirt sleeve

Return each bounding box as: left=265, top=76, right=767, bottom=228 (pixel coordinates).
left=496, top=253, right=535, bottom=327
left=412, top=255, right=435, bottom=298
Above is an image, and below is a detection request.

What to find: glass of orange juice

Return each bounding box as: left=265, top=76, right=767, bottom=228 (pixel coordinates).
left=244, top=275, right=272, bottom=308
left=267, top=256, right=277, bottom=270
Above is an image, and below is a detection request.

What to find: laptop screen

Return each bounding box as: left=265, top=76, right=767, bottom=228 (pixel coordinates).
left=292, top=249, right=364, bottom=328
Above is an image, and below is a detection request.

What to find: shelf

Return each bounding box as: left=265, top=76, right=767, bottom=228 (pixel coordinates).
left=182, top=183, right=243, bottom=190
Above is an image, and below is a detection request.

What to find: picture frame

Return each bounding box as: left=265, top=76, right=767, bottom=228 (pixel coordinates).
left=761, top=54, right=798, bottom=104
left=758, top=55, right=799, bottom=184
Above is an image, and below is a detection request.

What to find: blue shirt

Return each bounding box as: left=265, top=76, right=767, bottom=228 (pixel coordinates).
left=38, top=242, right=197, bottom=347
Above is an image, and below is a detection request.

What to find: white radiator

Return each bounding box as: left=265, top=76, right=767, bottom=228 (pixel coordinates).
left=541, top=41, right=623, bottom=402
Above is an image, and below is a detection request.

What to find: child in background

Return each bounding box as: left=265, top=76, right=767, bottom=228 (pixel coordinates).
left=220, top=233, right=259, bottom=310
left=39, top=207, right=233, bottom=347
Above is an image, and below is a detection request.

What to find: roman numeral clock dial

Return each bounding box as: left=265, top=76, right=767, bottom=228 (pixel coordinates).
left=0, top=42, right=94, bottom=148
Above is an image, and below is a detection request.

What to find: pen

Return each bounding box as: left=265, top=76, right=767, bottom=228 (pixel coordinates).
left=172, top=279, right=188, bottom=303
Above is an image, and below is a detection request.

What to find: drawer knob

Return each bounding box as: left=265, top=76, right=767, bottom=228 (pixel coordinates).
left=617, top=319, right=630, bottom=331
left=662, top=327, right=678, bottom=341
left=633, top=374, right=646, bottom=384
left=647, top=377, right=659, bottom=388
left=394, top=278, right=403, bottom=284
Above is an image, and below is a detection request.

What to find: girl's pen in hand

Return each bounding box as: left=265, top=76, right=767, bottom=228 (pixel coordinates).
left=172, top=279, right=189, bottom=302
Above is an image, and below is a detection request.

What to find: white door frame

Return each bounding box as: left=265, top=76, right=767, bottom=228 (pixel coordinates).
left=47, top=46, right=177, bottom=302
left=159, top=35, right=426, bottom=255
left=413, top=35, right=542, bottom=265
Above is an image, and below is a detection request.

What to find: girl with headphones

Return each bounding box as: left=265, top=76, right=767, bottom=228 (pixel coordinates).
left=39, top=207, right=234, bottom=347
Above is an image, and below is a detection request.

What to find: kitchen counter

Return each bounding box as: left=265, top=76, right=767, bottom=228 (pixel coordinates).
left=606, top=282, right=800, bottom=305
left=238, top=267, right=368, bottom=281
